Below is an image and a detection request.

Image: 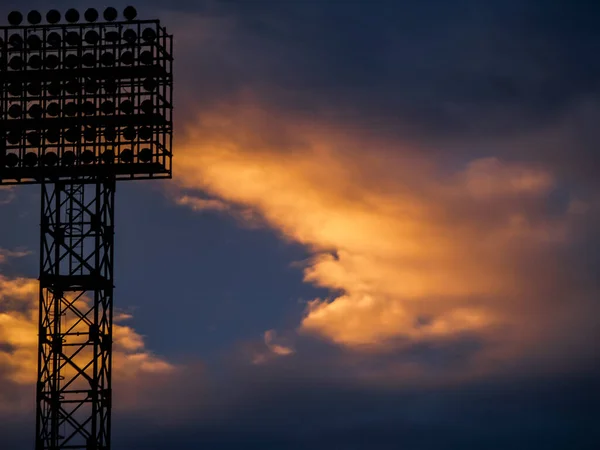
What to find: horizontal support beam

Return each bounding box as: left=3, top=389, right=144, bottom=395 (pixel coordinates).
left=1, top=162, right=169, bottom=184
left=39, top=274, right=113, bottom=291
left=0, top=65, right=170, bottom=83
left=4, top=114, right=169, bottom=132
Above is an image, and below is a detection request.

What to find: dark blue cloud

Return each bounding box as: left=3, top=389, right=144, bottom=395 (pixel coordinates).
left=158, top=0, right=600, bottom=139
left=132, top=0, right=600, bottom=188
left=3, top=363, right=599, bottom=449
left=110, top=366, right=600, bottom=450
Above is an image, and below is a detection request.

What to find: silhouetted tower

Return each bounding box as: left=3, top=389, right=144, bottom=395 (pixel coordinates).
left=0, top=7, right=173, bottom=449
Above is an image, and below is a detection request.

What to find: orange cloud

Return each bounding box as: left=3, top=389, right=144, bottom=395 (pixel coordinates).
left=172, top=102, right=592, bottom=373
left=0, top=186, right=15, bottom=205
left=176, top=194, right=231, bottom=212
left=0, top=274, right=175, bottom=392
left=251, top=329, right=295, bottom=365
left=0, top=248, right=30, bottom=265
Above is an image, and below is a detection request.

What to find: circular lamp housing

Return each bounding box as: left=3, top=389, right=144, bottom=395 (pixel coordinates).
left=7, top=131, right=22, bottom=145
left=8, top=104, right=22, bottom=118
left=23, top=152, right=39, bottom=167
left=8, top=34, right=23, bottom=49
left=65, top=9, right=80, bottom=23
left=141, top=100, right=154, bottom=114
left=81, top=150, right=95, bottom=164
left=104, top=7, right=118, bottom=21
left=29, top=55, right=43, bottom=69
left=46, top=10, right=61, bottom=24
left=27, top=34, right=42, bottom=49
left=84, top=128, right=97, bottom=142
left=120, top=149, right=133, bottom=163
left=139, top=127, right=152, bottom=140
left=85, top=30, right=100, bottom=44
left=5, top=153, right=19, bottom=168
left=45, top=55, right=60, bottom=69
left=82, top=101, right=96, bottom=115
left=139, top=148, right=153, bottom=163
left=119, top=100, right=134, bottom=114
left=47, top=32, right=61, bottom=48
left=123, top=29, right=137, bottom=43
left=66, top=31, right=80, bottom=46
left=100, top=101, right=115, bottom=115
left=102, top=149, right=116, bottom=163
left=62, top=151, right=76, bottom=166
left=8, top=82, right=23, bottom=96
left=123, top=126, right=136, bottom=140
left=140, top=51, right=153, bottom=65
left=9, top=56, right=24, bottom=70
left=27, top=10, right=42, bottom=25
left=84, top=8, right=99, bottom=22
left=104, top=79, right=118, bottom=94
left=85, top=80, right=100, bottom=94
left=100, top=52, right=115, bottom=66
left=123, top=6, right=137, bottom=21
left=42, top=152, right=58, bottom=167
left=66, top=80, right=81, bottom=95
left=28, top=104, right=43, bottom=119
left=82, top=53, right=95, bottom=67
left=120, top=51, right=134, bottom=65
left=8, top=11, right=23, bottom=26
left=27, top=132, right=41, bottom=146
left=65, top=128, right=80, bottom=143
left=142, top=28, right=157, bottom=42
left=27, top=81, right=42, bottom=96
left=48, top=81, right=62, bottom=97
left=104, top=128, right=117, bottom=141
left=65, top=54, right=79, bottom=69
left=143, top=78, right=157, bottom=92
left=46, top=103, right=60, bottom=117
left=64, top=102, right=78, bottom=117
left=46, top=129, right=60, bottom=143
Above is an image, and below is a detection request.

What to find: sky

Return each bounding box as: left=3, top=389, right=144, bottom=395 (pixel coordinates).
left=1, top=0, right=600, bottom=448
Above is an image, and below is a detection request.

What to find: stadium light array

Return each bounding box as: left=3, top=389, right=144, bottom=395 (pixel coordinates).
left=1, top=8, right=174, bottom=450
left=0, top=6, right=173, bottom=184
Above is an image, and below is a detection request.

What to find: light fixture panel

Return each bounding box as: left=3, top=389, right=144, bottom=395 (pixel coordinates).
left=0, top=9, right=173, bottom=185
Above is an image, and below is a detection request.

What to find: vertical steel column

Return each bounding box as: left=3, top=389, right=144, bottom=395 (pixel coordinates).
left=36, top=179, right=115, bottom=450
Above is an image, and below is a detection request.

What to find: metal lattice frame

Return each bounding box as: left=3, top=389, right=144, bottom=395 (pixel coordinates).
left=37, top=179, right=115, bottom=449
left=0, top=8, right=173, bottom=450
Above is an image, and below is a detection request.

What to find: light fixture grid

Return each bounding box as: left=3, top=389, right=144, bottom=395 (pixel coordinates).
left=1, top=18, right=173, bottom=185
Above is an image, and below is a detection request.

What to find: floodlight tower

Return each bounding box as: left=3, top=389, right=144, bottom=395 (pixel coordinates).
left=0, top=6, right=173, bottom=449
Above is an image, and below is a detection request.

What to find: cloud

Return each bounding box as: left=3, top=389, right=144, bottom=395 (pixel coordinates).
left=0, top=248, right=31, bottom=265
left=161, top=0, right=600, bottom=147
left=264, top=330, right=294, bottom=356
left=58, top=348, right=600, bottom=450
left=172, top=101, right=600, bottom=381
left=159, top=3, right=600, bottom=376
left=0, top=274, right=175, bottom=412
left=176, top=195, right=231, bottom=213
left=461, top=157, right=554, bottom=199
left=251, top=329, right=295, bottom=365
left=0, top=186, right=15, bottom=205
left=3, top=361, right=599, bottom=449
